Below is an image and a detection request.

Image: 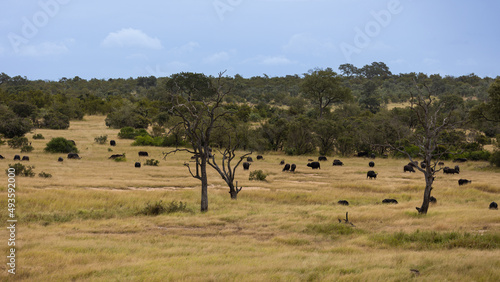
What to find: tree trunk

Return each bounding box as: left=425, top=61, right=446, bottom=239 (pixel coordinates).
left=200, top=158, right=208, bottom=212
left=228, top=182, right=241, bottom=200
left=417, top=172, right=434, bottom=214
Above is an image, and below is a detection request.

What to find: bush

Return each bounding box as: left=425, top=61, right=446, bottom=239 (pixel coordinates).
left=6, top=163, right=35, bottom=177
left=32, top=133, right=45, bottom=139
left=138, top=200, right=191, bottom=216
left=249, top=170, right=268, bottom=181
left=21, top=145, right=34, bottom=153
left=38, top=171, right=52, bottom=178
left=40, top=112, right=70, bottom=129
left=8, top=136, right=29, bottom=149
left=0, top=116, right=32, bottom=138
left=489, top=150, right=500, bottom=167
left=94, top=135, right=108, bottom=144
left=145, top=159, right=159, bottom=166
left=118, top=127, right=149, bottom=139
left=44, top=137, right=79, bottom=153
left=113, top=156, right=126, bottom=162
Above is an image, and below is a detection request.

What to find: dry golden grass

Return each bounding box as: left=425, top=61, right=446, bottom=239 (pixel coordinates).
left=1, top=116, right=499, bottom=281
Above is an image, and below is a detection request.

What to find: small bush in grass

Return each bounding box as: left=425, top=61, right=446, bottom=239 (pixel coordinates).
left=108, top=148, right=113, bottom=152
left=94, top=135, right=108, bottom=144
left=8, top=136, right=29, bottom=149
left=38, top=171, right=52, bottom=178
left=113, top=155, right=126, bottom=162
left=249, top=170, right=267, bottom=181
left=44, top=137, right=78, bottom=153
left=21, top=145, right=34, bottom=153
left=138, top=200, right=191, bottom=216
left=32, top=133, right=45, bottom=140
left=6, top=163, right=35, bottom=177
left=145, top=159, right=159, bottom=166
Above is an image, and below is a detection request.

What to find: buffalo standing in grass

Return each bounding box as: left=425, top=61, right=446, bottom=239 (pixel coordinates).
left=332, top=159, right=344, bottom=166
left=67, top=153, right=81, bottom=159
left=243, top=162, right=251, bottom=170
left=14, top=155, right=21, bottom=160
left=110, top=140, right=116, bottom=146
left=0, top=155, right=4, bottom=159
left=369, top=161, right=375, bottom=167
left=404, top=165, right=415, bottom=173
left=138, top=151, right=149, bottom=157
left=257, top=155, right=263, bottom=160
left=318, top=156, right=327, bottom=161
left=290, top=164, right=296, bottom=172
left=21, top=156, right=29, bottom=161
left=382, top=199, right=398, bottom=204
left=443, top=167, right=459, bottom=175
left=135, top=162, right=141, bottom=168
left=307, top=162, right=321, bottom=169
left=338, top=200, right=349, bottom=206
left=283, top=164, right=291, bottom=172
left=490, top=202, right=498, bottom=210
left=367, top=170, right=377, bottom=179
left=458, top=179, right=472, bottom=186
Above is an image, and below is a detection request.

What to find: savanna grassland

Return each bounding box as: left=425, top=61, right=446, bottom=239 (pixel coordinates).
left=1, top=116, right=500, bottom=281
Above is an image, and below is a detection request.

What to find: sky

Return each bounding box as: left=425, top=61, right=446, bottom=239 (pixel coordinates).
left=1, top=0, right=499, bottom=80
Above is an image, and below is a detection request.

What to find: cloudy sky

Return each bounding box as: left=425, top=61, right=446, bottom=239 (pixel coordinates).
left=1, top=0, right=499, bottom=80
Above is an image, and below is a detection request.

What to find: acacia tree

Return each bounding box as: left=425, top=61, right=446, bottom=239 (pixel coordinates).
left=163, top=71, right=248, bottom=211
left=390, top=82, right=465, bottom=214
left=300, top=68, right=352, bottom=118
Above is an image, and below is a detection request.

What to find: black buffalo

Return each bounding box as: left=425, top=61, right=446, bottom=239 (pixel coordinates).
left=257, top=155, right=263, bottom=160
left=110, top=140, right=116, bottom=146
left=290, top=164, right=296, bottom=172
left=307, top=162, right=320, bottom=169
left=280, top=160, right=285, bottom=165
left=458, top=179, right=472, bottom=186
left=454, top=165, right=460, bottom=173
left=370, top=153, right=376, bottom=159
left=58, top=157, right=64, bottom=162
left=243, top=162, right=251, bottom=170
left=369, top=161, right=375, bottom=167
left=453, top=158, right=468, bottom=163
left=0, top=155, right=4, bottom=159
left=438, top=161, right=445, bottom=166
left=403, top=165, right=415, bottom=173
left=67, top=153, right=81, bottom=159
left=247, top=157, right=253, bottom=162
left=283, top=164, right=291, bottom=172
left=14, top=155, right=21, bottom=160
left=367, top=170, right=377, bottom=179
left=135, top=162, right=141, bottom=168
left=489, top=202, right=498, bottom=210
left=21, top=156, right=29, bottom=161
left=382, top=199, right=398, bottom=204
left=420, top=162, right=427, bottom=169
left=318, top=156, right=327, bottom=161
left=109, top=154, right=125, bottom=159
left=138, top=151, right=149, bottom=157
left=357, top=151, right=369, bottom=157
left=338, top=200, right=349, bottom=206
left=332, top=159, right=343, bottom=166
left=443, top=167, right=459, bottom=175
left=429, top=196, right=437, bottom=203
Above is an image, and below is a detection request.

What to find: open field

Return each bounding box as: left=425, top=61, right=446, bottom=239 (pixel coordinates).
left=1, top=116, right=500, bottom=281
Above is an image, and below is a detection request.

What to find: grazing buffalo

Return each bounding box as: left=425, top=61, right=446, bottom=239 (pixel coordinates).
left=489, top=202, right=498, bottom=210
left=243, top=162, right=251, bottom=170
left=21, top=156, right=29, bottom=161
left=280, top=160, right=285, bottom=165
left=257, top=155, right=263, bottom=160
left=438, top=161, right=445, bottom=166
left=318, top=156, right=327, bottom=161
left=453, top=158, right=468, bottom=163
left=67, top=153, right=81, bottom=159
left=420, top=162, right=427, bottom=169
left=443, top=167, right=459, bottom=175
left=429, top=196, right=437, bottom=203
left=110, top=140, right=116, bottom=146
left=0, top=155, right=4, bottom=159
left=367, top=170, right=377, bottom=179
left=109, top=154, right=125, bottom=159
left=357, top=151, right=369, bottom=157
left=14, top=155, right=21, bottom=160
left=369, top=161, right=375, bottom=167
left=403, top=165, right=415, bottom=173
left=458, top=179, right=472, bottom=186
left=58, top=157, right=64, bottom=162
left=307, top=162, right=321, bottom=169
left=454, top=165, right=460, bottom=173
left=247, top=157, right=253, bottom=162
left=135, top=162, right=141, bottom=168
left=332, top=159, right=344, bottom=166
left=370, top=153, right=376, bottom=159
left=290, top=164, right=296, bottom=172
left=338, top=200, right=349, bottom=206
left=138, top=151, right=149, bottom=157
left=382, top=199, right=398, bottom=204
left=283, top=164, right=291, bottom=172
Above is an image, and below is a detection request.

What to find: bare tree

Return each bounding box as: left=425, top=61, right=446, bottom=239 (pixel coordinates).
left=390, top=81, right=465, bottom=214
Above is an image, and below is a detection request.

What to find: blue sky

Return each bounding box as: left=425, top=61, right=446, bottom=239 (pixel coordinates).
left=1, top=0, right=499, bottom=80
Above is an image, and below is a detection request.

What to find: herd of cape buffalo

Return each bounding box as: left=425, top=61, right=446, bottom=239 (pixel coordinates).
left=1, top=140, right=497, bottom=210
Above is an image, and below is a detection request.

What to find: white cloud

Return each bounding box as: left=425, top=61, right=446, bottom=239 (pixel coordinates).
left=101, top=28, right=162, bottom=49
left=18, top=39, right=73, bottom=57
left=203, top=51, right=230, bottom=64
left=283, top=33, right=337, bottom=56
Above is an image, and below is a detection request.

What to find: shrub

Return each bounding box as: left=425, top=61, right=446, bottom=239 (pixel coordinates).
left=0, top=116, right=32, bottom=138
left=21, top=145, right=34, bottom=153
left=40, top=112, right=70, bottom=129
left=118, top=127, right=149, bottom=139
left=489, top=150, right=500, bottom=167
left=6, top=163, right=35, bottom=177
left=44, top=137, right=79, bottom=153
left=8, top=136, right=29, bottom=149
left=249, top=170, right=268, bottom=181
left=145, top=159, right=159, bottom=166
left=113, top=156, right=126, bottom=162
left=38, top=171, right=52, bottom=178
left=94, top=135, right=108, bottom=144
left=32, top=133, right=45, bottom=139
left=138, top=200, right=191, bottom=216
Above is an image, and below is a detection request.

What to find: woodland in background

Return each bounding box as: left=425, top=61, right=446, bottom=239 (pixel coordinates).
left=1, top=62, right=499, bottom=166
